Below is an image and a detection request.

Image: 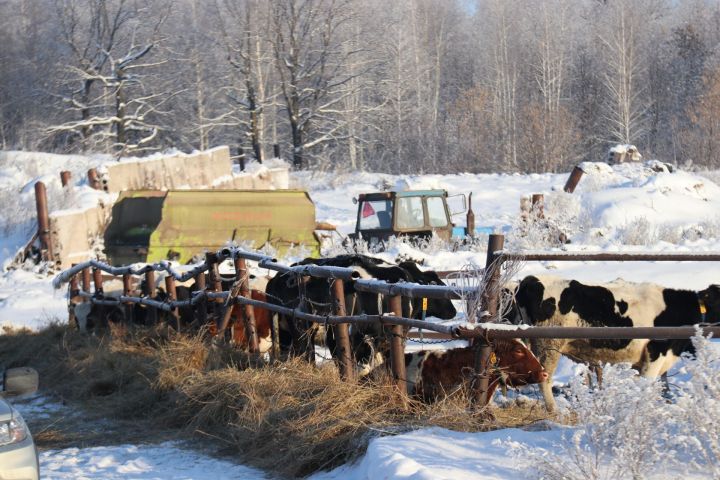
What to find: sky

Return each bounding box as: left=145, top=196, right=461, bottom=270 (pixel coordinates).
left=1, top=151, right=720, bottom=478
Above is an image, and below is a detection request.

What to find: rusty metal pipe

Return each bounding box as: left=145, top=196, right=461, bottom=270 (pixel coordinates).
left=354, top=279, right=463, bottom=300
left=194, top=272, right=207, bottom=327
left=34, top=182, right=53, bottom=261
left=500, top=252, right=720, bottom=262
left=122, top=273, right=134, bottom=324
left=563, top=166, right=584, bottom=193
left=87, top=168, right=101, bottom=190
left=389, top=295, right=408, bottom=399
left=165, top=275, right=179, bottom=330
left=92, top=268, right=103, bottom=295
left=60, top=171, right=72, bottom=187
left=237, top=257, right=259, bottom=353
left=455, top=325, right=720, bottom=340
left=332, top=279, right=355, bottom=381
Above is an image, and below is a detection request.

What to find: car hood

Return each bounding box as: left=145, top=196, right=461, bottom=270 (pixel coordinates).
left=0, top=397, right=13, bottom=422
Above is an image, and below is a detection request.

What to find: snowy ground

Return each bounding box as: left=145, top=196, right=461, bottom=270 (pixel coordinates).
left=2, top=154, right=720, bottom=478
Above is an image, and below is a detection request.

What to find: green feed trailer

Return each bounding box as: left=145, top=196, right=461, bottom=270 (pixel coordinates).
left=104, top=190, right=321, bottom=265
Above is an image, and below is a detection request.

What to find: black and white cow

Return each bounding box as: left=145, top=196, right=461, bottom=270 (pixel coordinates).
left=508, top=275, right=720, bottom=411
left=265, top=254, right=457, bottom=372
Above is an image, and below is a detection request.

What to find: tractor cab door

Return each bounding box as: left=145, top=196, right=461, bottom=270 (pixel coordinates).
left=355, top=198, right=395, bottom=245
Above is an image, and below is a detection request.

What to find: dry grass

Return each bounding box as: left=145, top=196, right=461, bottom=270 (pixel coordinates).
left=0, top=324, right=556, bottom=477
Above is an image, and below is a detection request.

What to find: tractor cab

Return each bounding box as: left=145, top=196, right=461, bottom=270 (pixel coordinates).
left=350, top=190, right=467, bottom=245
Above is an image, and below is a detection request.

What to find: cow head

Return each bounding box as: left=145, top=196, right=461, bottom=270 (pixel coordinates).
left=507, top=276, right=556, bottom=325
left=493, top=338, right=548, bottom=386
left=398, top=261, right=456, bottom=320
left=698, top=284, right=720, bottom=324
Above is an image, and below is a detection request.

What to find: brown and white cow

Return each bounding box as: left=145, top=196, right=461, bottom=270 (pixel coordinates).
left=508, top=275, right=720, bottom=411
left=404, top=339, right=548, bottom=402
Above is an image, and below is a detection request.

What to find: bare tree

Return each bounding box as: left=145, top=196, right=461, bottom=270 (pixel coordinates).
left=218, top=0, right=275, bottom=163
left=594, top=0, right=665, bottom=145
left=270, top=0, right=359, bottom=169
left=48, top=1, right=172, bottom=154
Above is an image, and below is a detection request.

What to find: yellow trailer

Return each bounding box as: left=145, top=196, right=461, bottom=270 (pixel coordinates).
left=104, top=190, right=322, bottom=265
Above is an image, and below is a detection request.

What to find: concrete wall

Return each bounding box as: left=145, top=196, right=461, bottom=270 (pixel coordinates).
left=49, top=147, right=290, bottom=268
left=100, top=146, right=233, bottom=192
left=50, top=204, right=109, bottom=269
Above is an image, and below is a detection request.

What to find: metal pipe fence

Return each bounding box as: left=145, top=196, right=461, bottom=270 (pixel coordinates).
left=54, top=238, right=720, bottom=409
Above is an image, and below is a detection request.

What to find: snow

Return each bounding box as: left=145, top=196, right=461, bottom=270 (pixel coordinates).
left=40, top=444, right=267, bottom=480
left=2, top=152, right=720, bottom=478
left=311, top=426, right=567, bottom=480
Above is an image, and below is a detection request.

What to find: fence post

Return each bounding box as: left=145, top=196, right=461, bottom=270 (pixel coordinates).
left=68, top=265, right=79, bottom=328
left=389, top=295, right=408, bottom=400
left=206, top=253, right=223, bottom=335
left=194, top=272, right=207, bottom=330
left=474, top=234, right=505, bottom=408
left=122, top=273, right=134, bottom=325
left=92, top=268, right=104, bottom=295
left=87, top=168, right=101, bottom=190
left=236, top=256, right=259, bottom=354
left=81, top=267, right=91, bottom=299
left=164, top=275, right=179, bottom=330
left=331, top=279, right=355, bottom=382
left=466, top=192, right=475, bottom=239
left=143, top=270, right=157, bottom=326
left=34, top=181, right=53, bottom=262
left=563, top=166, right=584, bottom=193
left=531, top=194, right=544, bottom=219
left=60, top=170, right=72, bottom=187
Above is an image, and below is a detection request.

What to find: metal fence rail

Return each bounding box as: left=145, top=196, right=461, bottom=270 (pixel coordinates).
left=54, top=236, right=720, bottom=409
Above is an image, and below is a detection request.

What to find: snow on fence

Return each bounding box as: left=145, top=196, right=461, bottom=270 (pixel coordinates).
left=52, top=235, right=720, bottom=408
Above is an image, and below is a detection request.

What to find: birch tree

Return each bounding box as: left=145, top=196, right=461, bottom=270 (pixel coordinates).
left=270, top=0, right=359, bottom=169
left=595, top=0, right=665, bottom=145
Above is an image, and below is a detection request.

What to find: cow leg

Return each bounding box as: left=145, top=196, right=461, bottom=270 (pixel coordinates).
left=639, top=341, right=682, bottom=379
left=531, top=339, right=564, bottom=412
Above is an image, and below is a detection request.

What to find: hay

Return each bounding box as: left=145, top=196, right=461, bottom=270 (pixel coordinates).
left=0, top=324, right=553, bottom=477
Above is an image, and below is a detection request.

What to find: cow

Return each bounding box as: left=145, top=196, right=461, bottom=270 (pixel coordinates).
left=205, top=289, right=273, bottom=353
left=403, top=339, right=547, bottom=402
left=507, top=275, right=720, bottom=411
left=265, top=254, right=457, bottom=372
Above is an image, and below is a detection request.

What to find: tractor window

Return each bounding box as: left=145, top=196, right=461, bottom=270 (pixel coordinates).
left=358, top=200, right=392, bottom=230
left=426, top=197, right=449, bottom=227
left=396, top=197, right=425, bottom=229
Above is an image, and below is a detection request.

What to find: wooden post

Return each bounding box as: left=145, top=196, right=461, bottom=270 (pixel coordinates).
left=273, top=143, right=280, bottom=159
left=122, top=273, right=134, bottom=324
left=474, top=234, right=505, bottom=408
left=531, top=194, right=544, bottom=219
left=466, top=192, right=475, bottom=238
left=68, top=265, right=80, bottom=328
left=206, top=252, right=223, bottom=335
left=143, top=270, right=157, bottom=326
left=34, top=182, right=53, bottom=261
left=389, top=295, right=408, bottom=399
left=165, top=275, right=179, bottom=330
left=92, top=268, right=104, bottom=295
left=87, top=168, right=101, bottom=190
left=237, top=257, right=259, bottom=353
left=60, top=171, right=72, bottom=187
left=331, top=279, right=355, bottom=381
left=563, top=166, right=584, bottom=193
left=194, top=272, right=207, bottom=330
left=81, top=267, right=91, bottom=299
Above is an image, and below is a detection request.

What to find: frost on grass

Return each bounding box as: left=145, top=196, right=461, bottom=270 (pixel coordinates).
left=506, top=192, right=581, bottom=250
left=513, top=331, right=720, bottom=479
left=670, top=331, right=720, bottom=478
